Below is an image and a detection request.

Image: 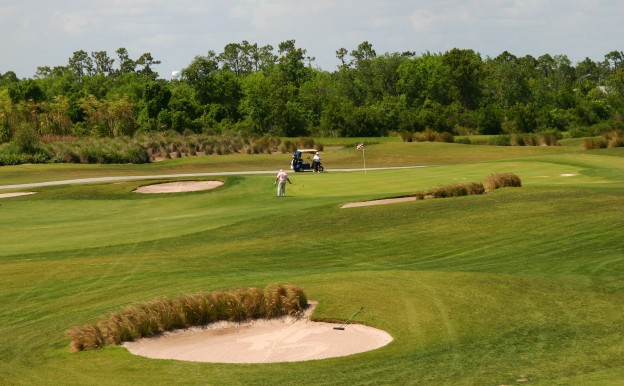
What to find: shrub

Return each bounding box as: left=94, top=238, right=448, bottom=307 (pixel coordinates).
left=437, top=132, right=455, bottom=143
left=67, top=284, right=308, bottom=351
left=413, top=128, right=437, bottom=142
left=455, top=137, right=472, bottom=145
left=488, top=135, right=511, bottom=146
left=605, top=130, right=624, bottom=148
left=416, top=182, right=485, bottom=199
left=281, top=139, right=296, bottom=153
left=483, top=173, right=522, bottom=191
left=539, top=131, right=560, bottom=146
left=13, top=123, right=40, bottom=153
left=582, top=137, right=608, bottom=150
left=297, top=137, right=315, bottom=149
left=124, top=145, right=150, bottom=164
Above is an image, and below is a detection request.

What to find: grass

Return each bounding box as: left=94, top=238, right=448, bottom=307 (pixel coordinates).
left=0, top=141, right=623, bottom=385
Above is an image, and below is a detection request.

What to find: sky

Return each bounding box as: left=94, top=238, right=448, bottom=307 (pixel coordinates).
left=1, top=0, right=622, bottom=79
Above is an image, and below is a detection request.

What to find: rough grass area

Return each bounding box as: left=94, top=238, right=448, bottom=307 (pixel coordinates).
left=68, top=284, right=307, bottom=351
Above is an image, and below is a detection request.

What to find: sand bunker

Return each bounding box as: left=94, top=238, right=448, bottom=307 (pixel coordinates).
left=134, top=181, right=223, bottom=194
left=123, top=303, right=392, bottom=363
left=342, top=196, right=416, bottom=208
left=0, top=192, right=36, bottom=199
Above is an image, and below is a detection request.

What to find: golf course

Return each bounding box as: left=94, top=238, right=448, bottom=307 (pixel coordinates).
left=1, top=139, right=623, bottom=385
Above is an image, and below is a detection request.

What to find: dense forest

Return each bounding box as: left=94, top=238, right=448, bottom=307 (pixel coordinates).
left=1, top=40, right=623, bottom=164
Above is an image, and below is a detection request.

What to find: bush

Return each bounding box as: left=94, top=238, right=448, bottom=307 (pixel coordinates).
left=582, top=137, right=608, bottom=150
left=413, top=128, right=437, bottom=142
left=399, top=130, right=412, bottom=142
left=483, top=173, right=522, bottom=191
left=605, top=130, right=624, bottom=148
left=488, top=135, right=511, bottom=146
left=412, top=129, right=454, bottom=143
left=416, top=182, right=485, bottom=199
left=13, top=124, right=40, bottom=153
left=124, top=145, right=150, bottom=164
left=297, top=137, right=315, bottom=148
left=437, top=132, right=455, bottom=143
left=455, top=137, right=472, bottom=145
left=67, top=283, right=308, bottom=352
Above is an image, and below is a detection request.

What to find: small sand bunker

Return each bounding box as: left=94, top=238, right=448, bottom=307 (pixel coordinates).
left=123, top=303, right=392, bottom=363
left=0, top=192, right=36, bottom=199
left=134, top=181, right=223, bottom=194
left=342, top=196, right=416, bottom=208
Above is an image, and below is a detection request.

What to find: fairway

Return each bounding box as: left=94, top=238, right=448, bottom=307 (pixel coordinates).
left=1, top=142, right=623, bottom=385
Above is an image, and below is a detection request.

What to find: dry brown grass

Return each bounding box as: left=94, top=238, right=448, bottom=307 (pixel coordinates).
left=415, top=182, right=485, bottom=200
left=483, top=173, right=522, bottom=191
left=67, top=284, right=307, bottom=352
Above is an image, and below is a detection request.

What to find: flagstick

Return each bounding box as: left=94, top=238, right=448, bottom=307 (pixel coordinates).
left=363, top=148, right=366, bottom=174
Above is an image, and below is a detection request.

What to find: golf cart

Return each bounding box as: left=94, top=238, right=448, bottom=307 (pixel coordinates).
left=290, top=149, right=323, bottom=172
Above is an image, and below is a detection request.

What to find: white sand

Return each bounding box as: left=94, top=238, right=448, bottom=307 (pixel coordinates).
left=342, top=196, right=416, bottom=208
left=123, top=303, right=392, bottom=363
left=133, top=181, right=223, bottom=194
left=0, top=192, right=36, bottom=198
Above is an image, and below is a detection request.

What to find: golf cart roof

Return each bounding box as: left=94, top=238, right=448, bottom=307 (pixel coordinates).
left=296, top=149, right=318, bottom=153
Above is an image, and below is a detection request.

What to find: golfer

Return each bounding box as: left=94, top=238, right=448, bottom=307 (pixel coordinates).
left=313, top=152, right=321, bottom=172
left=275, top=169, right=292, bottom=197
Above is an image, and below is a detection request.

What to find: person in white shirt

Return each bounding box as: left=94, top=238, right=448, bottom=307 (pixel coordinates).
left=274, top=169, right=292, bottom=197
left=312, top=152, right=321, bottom=173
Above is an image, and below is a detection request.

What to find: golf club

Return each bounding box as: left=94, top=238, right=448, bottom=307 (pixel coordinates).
left=333, top=307, right=365, bottom=330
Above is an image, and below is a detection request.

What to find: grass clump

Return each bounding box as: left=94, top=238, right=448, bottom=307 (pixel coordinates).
left=415, top=182, right=485, bottom=199
left=414, top=174, right=521, bottom=199
left=483, top=173, right=522, bottom=191
left=67, top=283, right=307, bottom=352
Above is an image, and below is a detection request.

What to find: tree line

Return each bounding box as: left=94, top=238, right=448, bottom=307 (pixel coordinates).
left=1, top=40, right=623, bottom=145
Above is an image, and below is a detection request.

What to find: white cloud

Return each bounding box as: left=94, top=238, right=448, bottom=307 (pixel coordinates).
left=51, top=10, right=95, bottom=36
left=1, top=0, right=622, bottom=78
left=408, top=9, right=434, bottom=31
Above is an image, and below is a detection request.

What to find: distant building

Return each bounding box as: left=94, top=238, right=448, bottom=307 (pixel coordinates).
left=171, top=71, right=182, bottom=81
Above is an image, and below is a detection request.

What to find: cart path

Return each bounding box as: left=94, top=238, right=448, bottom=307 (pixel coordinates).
left=0, top=166, right=431, bottom=190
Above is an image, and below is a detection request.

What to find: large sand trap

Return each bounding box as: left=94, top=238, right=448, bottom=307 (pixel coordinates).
left=123, top=303, right=392, bottom=363
left=342, top=196, right=416, bottom=208
left=134, top=180, right=223, bottom=194
left=0, top=192, right=36, bottom=199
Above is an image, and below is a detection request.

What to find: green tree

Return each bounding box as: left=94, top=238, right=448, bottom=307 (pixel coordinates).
left=442, top=48, right=483, bottom=109
left=8, top=79, right=45, bottom=103
left=137, top=81, right=171, bottom=131
left=115, top=48, right=136, bottom=75
left=182, top=52, right=219, bottom=105
left=276, top=40, right=312, bottom=87
left=91, top=51, right=114, bottom=75
left=68, top=50, right=94, bottom=80
left=135, top=53, right=161, bottom=79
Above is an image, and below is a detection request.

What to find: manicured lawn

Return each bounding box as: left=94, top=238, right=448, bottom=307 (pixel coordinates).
left=1, top=142, right=622, bottom=385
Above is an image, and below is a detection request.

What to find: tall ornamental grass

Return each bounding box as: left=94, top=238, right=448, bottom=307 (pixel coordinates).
left=414, top=174, right=521, bottom=199
left=414, top=182, right=485, bottom=200
left=67, top=284, right=307, bottom=352
left=483, top=173, right=522, bottom=191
